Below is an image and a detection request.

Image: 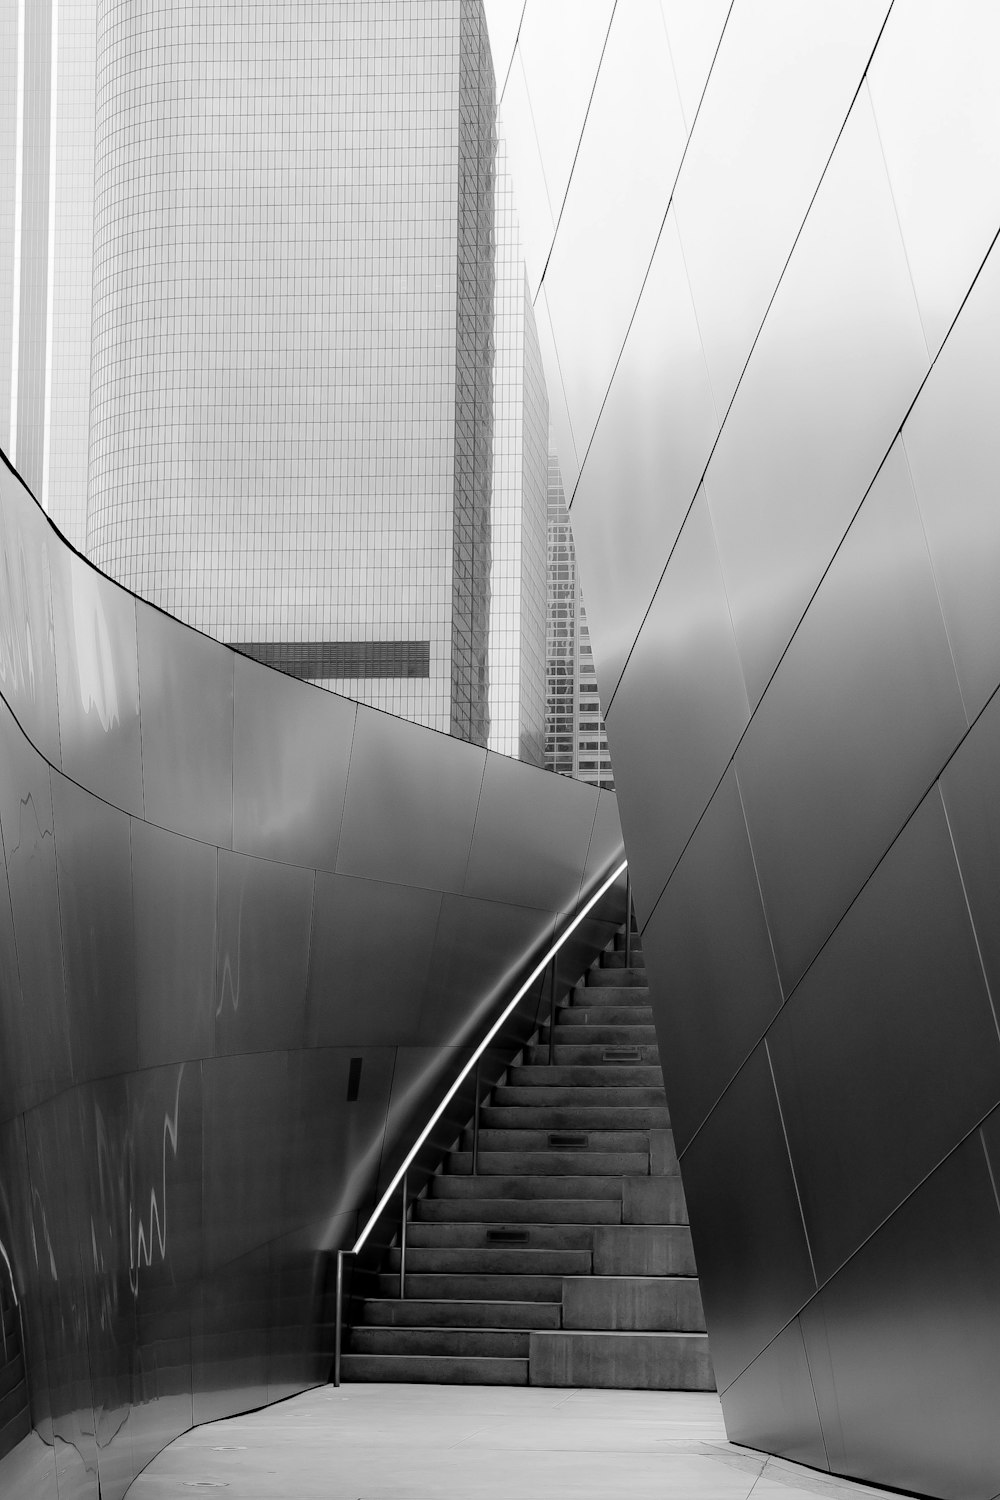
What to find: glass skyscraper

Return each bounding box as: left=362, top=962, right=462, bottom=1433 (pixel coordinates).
left=488, top=129, right=548, bottom=767
left=1, top=0, right=97, bottom=549
left=87, top=0, right=497, bottom=743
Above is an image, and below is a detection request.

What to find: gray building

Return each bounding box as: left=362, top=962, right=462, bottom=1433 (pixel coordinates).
left=86, top=0, right=496, bottom=744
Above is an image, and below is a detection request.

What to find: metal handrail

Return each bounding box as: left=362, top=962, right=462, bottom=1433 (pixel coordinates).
left=332, top=851, right=629, bottom=1384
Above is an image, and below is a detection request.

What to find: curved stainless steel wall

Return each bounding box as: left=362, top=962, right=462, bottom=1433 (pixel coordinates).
left=490, top=3, right=1000, bottom=1495
left=0, top=448, right=622, bottom=1499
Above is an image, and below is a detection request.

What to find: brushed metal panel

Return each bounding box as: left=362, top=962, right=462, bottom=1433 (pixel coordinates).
left=50, top=547, right=143, bottom=818
left=903, top=237, right=1000, bottom=724
left=125, top=1062, right=204, bottom=1291
left=656, top=0, right=730, bottom=129
left=735, top=438, right=967, bottom=993
left=704, top=85, right=930, bottom=708
left=132, top=819, right=217, bottom=1069
left=418, top=892, right=554, bottom=1043
left=680, top=1042, right=815, bottom=1391
left=284, top=1047, right=396, bottom=1232
left=304, top=873, right=442, bottom=1047
left=768, top=787, right=1000, bottom=1286
left=532, top=285, right=579, bottom=497
left=517, top=0, right=614, bottom=231
left=868, top=0, right=1000, bottom=357
left=0, top=708, right=71, bottom=1108
left=641, top=766, right=782, bottom=1154
left=336, top=705, right=486, bottom=894
left=136, top=602, right=234, bottom=848
left=0, top=464, right=61, bottom=765
left=232, top=654, right=355, bottom=870
left=51, top=774, right=137, bottom=1085
left=581, top=790, right=624, bottom=894
left=801, top=1134, right=1000, bottom=1497
left=673, top=0, right=891, bottom=417
left=215, top=851, right=313, bottom=1056
left=464, top=753, right=595, bottom=909
left=605, top=489, right=749, bottom=929
left=719, top=1316, right=828, bottom=1469
left=941, top=690, right=1000, bottom=1006
left=568, top=213, right=718, bottom=706
left=201, top=1054, right=290, bottom=1273
left=542, top=0, right=687, bottom=463
left=496, top=56, right=555, bottom=298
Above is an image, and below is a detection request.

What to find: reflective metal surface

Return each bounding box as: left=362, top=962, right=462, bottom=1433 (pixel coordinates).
left=735, top=438, right=967, bottom=991
left=567, top=213, right=718, bottom=705
left=0, top=452, right=621, bottom=1499
left=768, top=786, right=1000, bottom=1285
left=704, top=85, right=929, bottom=707
left=604, top=488, right=749, bottom=926
left=496, top=6, right=1000, bottom=1488
left=640, top=767, right=782, bottom=1155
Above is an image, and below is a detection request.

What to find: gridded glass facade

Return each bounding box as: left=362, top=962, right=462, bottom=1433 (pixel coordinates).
left=545, top=447, right=613, bottom=790
left=87, top=0, right=495, bottom=741
left=487, top=128, right=548, bottom=767
left=0, top=0, right=96, bottom=549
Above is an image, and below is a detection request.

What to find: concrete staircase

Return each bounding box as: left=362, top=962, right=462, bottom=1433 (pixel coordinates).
left=341, top=927, right=713, bottom=1389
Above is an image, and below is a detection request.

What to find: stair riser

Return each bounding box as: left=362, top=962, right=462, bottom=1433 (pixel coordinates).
left=507, top=1065, right=663, bottom=1087
left=542, top=1026, right=659, bottom=1044
left=431, top=1174, right=631, bottom=1200
left=448, top=1150, right=650, bottom=1176
left=463, top=1129, right=653, bottom=1153
left=594, top=1226, right=696, bottom=1277
left=585, top=972, right=648, bottom=989
left=624, top=1176, right=687, bottom=1225
left=377, top=1273, right=563, bottom=1302
left=386, top=1247, right=592, bottom=1275
left=359, top=1299, right=561, bottom=1330
left=600, top=952, right=644, bottom=969
left=528, top=1332, right=713, bottom=1391
left=349, top=1328, right=530, bottom=1358
left=561, top=1277, right=705, bottom=1333
left=341, top=1353, right=527, bottom=1386
left=407, top=1223, right=597, bottom=1250
left=493, top=1087, right=666, bottom=1108
left=526, top=1045, right=661, bottom=1065
left=563, top=1006, right=654, bottom=1025
left=481, top=1107, right=669, bottom=1130
left=415, top=1197, right=621, bottom=1225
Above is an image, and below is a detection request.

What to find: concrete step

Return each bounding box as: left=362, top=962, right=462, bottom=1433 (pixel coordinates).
left=481, top=1106, right=669, bottom=1130
left=494, top=1085, right=666, bottom=1108
left=624, top=1176, right=687, bottom=1224
left=349, top=1326, right=530, bottom=1358
left=386, top=1246, right=592, bottom=1276
left=407, top=1222, right=598, bottom=1251
left=649, top=1130, right=679, bottom=1175
left=378, top=1272, right=562, bottom=1302
left=542, top=1025, right=658, bottom=1045
left=585, top=970, right=648, bottom=989
left=342, top=1352, right=527, bottom=1386
left=529, top=1330, right=713, bottom=1391
left=359, top=1299, right=561, bottom=1330
left=600, top=950, right=644, bottom=969
left=561, top=1277, right=705, bottom=1333
left=563, top=1005, right=654, bottom=1025
left=415, top=1196, right=621, bottom=1225
left=466, top=1128, right=653, bottom=1154
left=431, top=1174, right=629, bottom=1201
left=593, top=1225, right=695, bottom=1276
left=448, top=1149, right=650, bottom=1176
left=507, top=1064, right=663, bottom=1088
left=526, top=1044, right=660, bottom=1066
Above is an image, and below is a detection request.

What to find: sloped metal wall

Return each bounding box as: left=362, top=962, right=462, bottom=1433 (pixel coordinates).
left=488, top=2, right=1000, bottom=1494
left=0, top=449, right=622, bottom=1498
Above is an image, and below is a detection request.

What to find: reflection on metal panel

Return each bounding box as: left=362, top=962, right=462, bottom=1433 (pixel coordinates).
left=0, top=451, right=619, bottom=1499
left=605, top=488, right=749, bottom=927
left=735, top=438, right=966, bottom=992
left=719, top=1317, right=828, bottom=1472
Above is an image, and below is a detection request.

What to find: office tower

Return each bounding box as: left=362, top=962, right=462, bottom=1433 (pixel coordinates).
left=493, top=1, right=1000, bottom=1493
left=1, top=0, right=96, bottom=548
left=487, top=130, right=548, bottom=766
left=545, top=450, right=613, bottom=789
left=87, top=0, right=496, bottom=744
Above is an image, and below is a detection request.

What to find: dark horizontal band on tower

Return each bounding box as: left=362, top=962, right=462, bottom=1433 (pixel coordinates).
left=229, top=640, right=431, bottom=680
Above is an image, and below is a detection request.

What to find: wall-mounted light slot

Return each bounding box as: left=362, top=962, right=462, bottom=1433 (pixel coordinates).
left=346, top=1057, right=363, bottom=1102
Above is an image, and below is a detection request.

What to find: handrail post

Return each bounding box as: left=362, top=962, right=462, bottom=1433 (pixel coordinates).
left=548, top=954, right=558, bottom=1065
left=333, top=1248, right=352, bottom=1387
left=471, top=1058, right=481, bottom=1175
left=624, top=871, right=632, bottom=969
left=399, top=1171, right=408, bottom=1299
